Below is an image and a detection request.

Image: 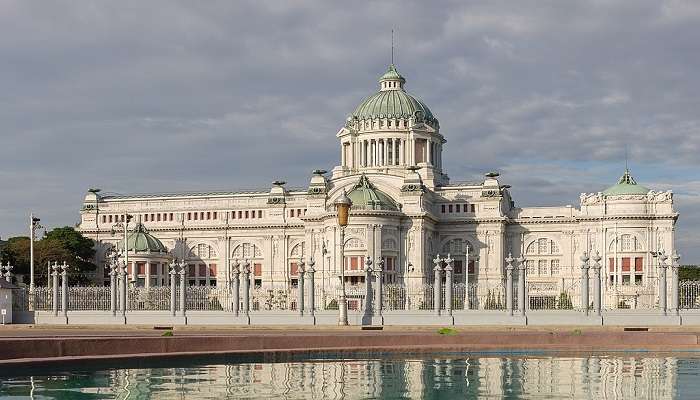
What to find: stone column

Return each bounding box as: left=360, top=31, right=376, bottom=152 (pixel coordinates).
left=145, top=262, right=151, bottom=289
left=592, top=251, right=602, bottom=316
left=231, top=259, right=240, bottom=317
left=242, top=260, right=250, bottom=316
left=60, top=262, right=68, bottom=317
left=399, top=140, right=405, bottom=165
left=110, top=261, right=117, bottom=316
left=375, top=258, right=384, bottom=318
left=297, top=259, right=305, bottom=316
left=672, top=253, right=681, bottom=316
left=169, top=261, right=177, bottom=317
left=433, top=254, right=442, bottom=315
left=444, top=255, right=453, bottom=316
left=51, top=263, right=59, bottom=316
left=505, top=253, right=514, bottom=316
left=516, top=256, right=526, bottom=317
left=580, top=252, right=590, bottom=316
left=306, top=258, right=316, bottom=316
left=364, top=257, right=373, bottom=320
left=659, top=251, right=668, bottom=315
left=179, top=262, right=186, bottom=317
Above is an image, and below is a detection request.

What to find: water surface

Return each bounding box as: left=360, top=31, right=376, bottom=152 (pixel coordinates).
left=1, top=353, right=698, bottom=399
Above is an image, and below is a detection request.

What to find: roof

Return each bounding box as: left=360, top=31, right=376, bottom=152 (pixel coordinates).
left=603, top=169, right=650, bottom=196
left=347, top=174, right=399, bottom=211
left=99, top=187, right=306, bottom=200
left=116, top=223, right=169, bottom=254
left=350, top=65, right=437, bottom=124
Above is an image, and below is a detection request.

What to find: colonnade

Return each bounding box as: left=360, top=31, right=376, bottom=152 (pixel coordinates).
left=340, top=137, right=443, bottom=169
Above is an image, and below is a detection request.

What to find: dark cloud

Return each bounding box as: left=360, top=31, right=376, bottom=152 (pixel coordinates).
left=0, top=1, right=698, bottom=262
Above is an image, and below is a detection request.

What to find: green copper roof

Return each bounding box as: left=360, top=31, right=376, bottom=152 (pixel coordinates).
left=116, top=223, right=168, bottom=253
left=351, top=65, right=437, bottom=123
left=602, top=169, right=650, bottom=196
left=379, top=64, right=405, bottom=82
left=347, top=174, right=399, bottom=211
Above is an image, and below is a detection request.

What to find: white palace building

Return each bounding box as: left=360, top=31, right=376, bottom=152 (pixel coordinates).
left=77, top=64, right=678, bottom=308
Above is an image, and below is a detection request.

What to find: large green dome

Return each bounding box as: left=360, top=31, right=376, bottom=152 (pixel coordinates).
left=116, top=223, right=168, bottom=254
left=350, top=64, right=437, bottom=124
left=347, top=174, right=399, bottom=211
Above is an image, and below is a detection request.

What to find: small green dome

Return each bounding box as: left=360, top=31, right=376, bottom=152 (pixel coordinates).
left=351, top=65, right=437, bottom=124
left=347, top=174, right=399, bottom=211
left=603, top=169, right=650, bottom=196
left=116, top=223, right=168, bottom=253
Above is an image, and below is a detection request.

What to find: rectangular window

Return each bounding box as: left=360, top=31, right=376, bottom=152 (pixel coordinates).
left=188, top=212, right=192, bottom=220
left=468, top=260, right=475, bottom=274
left=102, top=215, right=106, bottom=223
left=245, top=211, right=249, bottom=218
left=526, top=260, right=535, bottom=275
left=290, top=262, right=298, bottom=276
left=199, top=264, right=207, bottom=277
left=441, top=205, right=446, bottom=213
left=169, top=213, right=173, bottom=221
left=251, top=210, right=255, bottom=219
left=206, top=212, right=210, bottom=220
left=454, top=260, right=463, bottom=274
left=456, top=204, right=461, bottom=213
left=448, top=204, right=453, bottom=213
left=258, top=210, right=262, bottom=218
left=470, top=204, right=476, bottom=213
left=194, top=213, right=198, bottom=220
left=209, top=264, right=217, bottom=276
left=200, top=212, right=204, bottom=220
left=538, top=260, right=548, bottom=275
left=622, top=257, right=631, bottom=272
left=213, top=212, right=217, bottom=219
left=609, top=258, right=615, bottom=272
left=635, top=257, right=643, bottom=272
left=238, top=211, right=242, bottom=219
left=551, top=259, right=560, bottom=275
left=137, top=263, right=145, bottom=275
left=253, top=263, right=262, bottom=277
left=144, top=214, right=149, bottom=222
left=188, top=264, right=196, bottom=277
left=151, top=213, right=155, bottom=221
left=290, top=209, right=295, bottom=217
left=297, top=209, right=302, bottom=217
left=350, top=257, right=359, bottom=270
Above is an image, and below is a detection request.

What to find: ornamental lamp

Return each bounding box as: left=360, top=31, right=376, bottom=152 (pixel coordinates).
left=334, top=190, right=352, bottom=227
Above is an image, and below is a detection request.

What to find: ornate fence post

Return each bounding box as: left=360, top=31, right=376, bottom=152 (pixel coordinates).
left=179, top=260, right=187, bottom=318
left=444, top=254, right=453, bottom=316
left=592, top=251, right=602, bottom=316
left=580, top=252, right=590, bottom=316
left=364, top=257, right=373, bottom=320
left=375, top=258, right=384, bottom=319
left=659, top=251, right=668, bottom=315
left=671, top=253, right=681, bottom=316
left=242, top=259, right=250, bottom=316
left=505, top=253, right=514, bottom=317
left=60, top=262, right=69, bottom=317
left=52, top=262, right=59, bottom=317
left=231, top=259, right=240, bottom=317
left=433, top=254, right=443, bottom=315
left=169, top=261, right=177, bottom=317
left=516, top=256, right=526, bottom=317
left=119, top=259, right=127, bottom=316
left=2, top=262, right=13, bottom=283
left=110, top=259, right=117, bottom=316
left=297, top=259, right=305, bottom=316
left=306, top=257, right=316, bottom=317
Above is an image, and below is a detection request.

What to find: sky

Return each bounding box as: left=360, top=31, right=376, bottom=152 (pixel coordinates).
left=0, top=1, right=698, bottom=262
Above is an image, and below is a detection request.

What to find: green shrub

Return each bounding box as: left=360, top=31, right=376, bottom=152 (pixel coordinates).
left=162, top=330, right=174, bottom=337
left=437, top=327, right=458, bottom=335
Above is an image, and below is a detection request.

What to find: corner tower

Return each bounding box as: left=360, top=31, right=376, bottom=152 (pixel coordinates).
left=332, top=64, right=448, bottom=188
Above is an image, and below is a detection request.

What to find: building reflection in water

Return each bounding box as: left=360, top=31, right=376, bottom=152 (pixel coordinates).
left=8, top=355, right=684, bottom=399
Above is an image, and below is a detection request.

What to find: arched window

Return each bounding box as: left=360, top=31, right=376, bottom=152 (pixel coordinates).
left=186, top=243, right=219, bottom=287
left=525, top=237, right=562, bottom=277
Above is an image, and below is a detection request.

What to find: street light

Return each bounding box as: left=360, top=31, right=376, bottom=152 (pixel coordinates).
left=334, top=189, right=352, bottom=326
left=29, top=213, right=42, bottom=293
left=111, top=213, right=134, bottom=283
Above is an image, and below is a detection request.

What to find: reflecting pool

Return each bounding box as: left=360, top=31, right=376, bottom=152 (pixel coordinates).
left=1, top=353, right=699, bottom=399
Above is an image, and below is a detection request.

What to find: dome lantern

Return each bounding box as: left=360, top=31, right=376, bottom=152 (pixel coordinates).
left=379, top=64, right=406, bottom=91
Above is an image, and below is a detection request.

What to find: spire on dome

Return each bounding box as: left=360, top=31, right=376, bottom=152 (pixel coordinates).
left=379, top=64, right=405, bottom=91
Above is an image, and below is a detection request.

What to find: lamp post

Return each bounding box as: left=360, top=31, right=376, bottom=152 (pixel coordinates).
left=111, top=214, right=133, bottom=284
left=335, top=190, right=352, bottom=326
left=29, top=213, right=42, bottom=295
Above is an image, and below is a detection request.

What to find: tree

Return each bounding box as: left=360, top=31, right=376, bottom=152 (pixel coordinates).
left=680, top=265, right=700, bottom=281
left=0, top=227, right=97, bottom=285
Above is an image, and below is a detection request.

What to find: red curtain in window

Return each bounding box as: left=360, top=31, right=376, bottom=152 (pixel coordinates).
left=290, top=262, right=298, bottom=276
left=621, top=257, right=631, bottom=272
left=635, top=257, right=643, bottom=272
left=137, top=262, right=145, bottom=275
left=209, top=264, right=217, bottom=276
left=254, top=263, right=262, bottom=276
left=350, top=257, right=358, bottom=270
left=199, top=264, right=207, bottom=276
left=609, top=258, right=615, bottom=272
